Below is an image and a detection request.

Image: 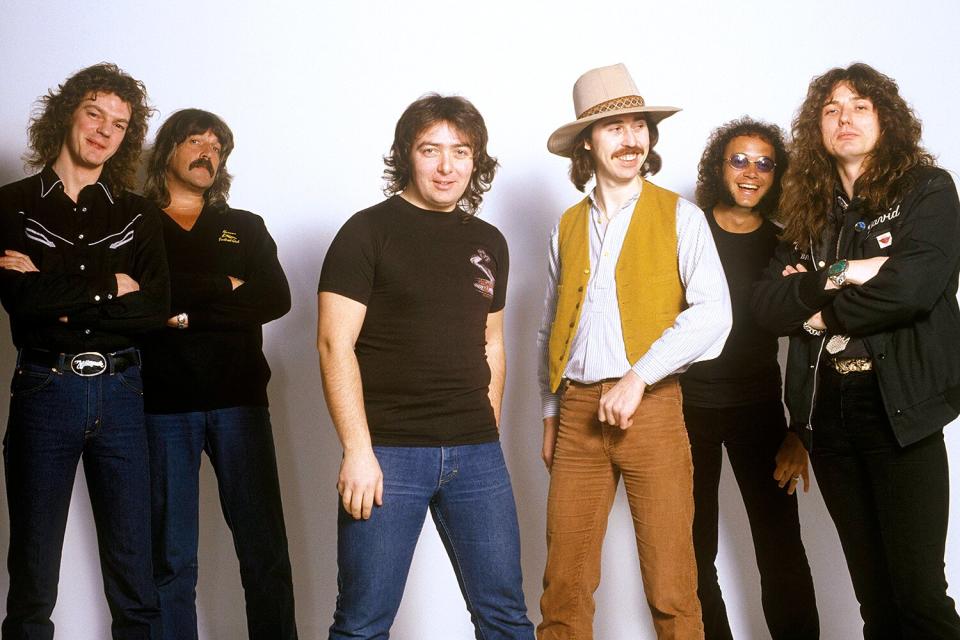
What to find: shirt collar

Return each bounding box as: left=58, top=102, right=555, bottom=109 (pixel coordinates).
left=39, top=165, right=115, bottom=205
left=587, top=186, right=641, bottom=219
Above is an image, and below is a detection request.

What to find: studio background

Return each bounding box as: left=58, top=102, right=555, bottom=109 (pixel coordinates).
left=1, top=1, right=958, bottom=637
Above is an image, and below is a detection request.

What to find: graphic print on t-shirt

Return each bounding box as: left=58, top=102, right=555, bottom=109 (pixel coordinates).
left=470, top=248, right=495, bottom=299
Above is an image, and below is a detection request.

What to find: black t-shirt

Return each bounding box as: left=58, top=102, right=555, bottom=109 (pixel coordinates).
left=681, top=209, right=782, bottom=407
left=318, top=195, right=508, bottom=446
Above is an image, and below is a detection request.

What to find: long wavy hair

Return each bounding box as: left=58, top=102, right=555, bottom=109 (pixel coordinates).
left=568, top=116, right=661, bottom=192
left=780, top=63, right=934, bottom=249
left=695, top=117, right=788, bottom=218
left=144, top=109, right=235, bottom=209
left=26, top=63, right=152, bottom=194
left=383, top=94, right=498, bottom=219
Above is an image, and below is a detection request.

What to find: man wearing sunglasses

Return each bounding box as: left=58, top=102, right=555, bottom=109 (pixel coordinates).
left=537, top=63, right=730, bottom=639
left=680, top=118, right=819, bottom=639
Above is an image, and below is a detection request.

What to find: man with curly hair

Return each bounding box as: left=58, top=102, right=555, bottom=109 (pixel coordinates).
left=317, top=94, right=534, bottom=640
left=0, top=63, right=168, bottom=637
left=753, top=63, right=960, bottom=638
left=537, top=63, right=730, bottom=639
left=680, top=118, right=818, bottom=639
left=141, top=109, right=297, bottom=640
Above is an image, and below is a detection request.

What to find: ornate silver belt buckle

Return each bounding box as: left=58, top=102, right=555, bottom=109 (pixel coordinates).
left=70, top=352, right=107, bottom=376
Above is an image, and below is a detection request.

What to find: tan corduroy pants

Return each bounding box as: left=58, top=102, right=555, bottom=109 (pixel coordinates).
left=538, top=377, right=704, bottom=640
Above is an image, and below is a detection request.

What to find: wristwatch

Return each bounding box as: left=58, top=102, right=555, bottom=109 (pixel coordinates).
left=827, top=259, right=849, bottom=287
left=176, top=312, right=188, bottom=329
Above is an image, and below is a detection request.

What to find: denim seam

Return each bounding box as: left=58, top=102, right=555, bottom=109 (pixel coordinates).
left=430, top=504, right=488, bottom=640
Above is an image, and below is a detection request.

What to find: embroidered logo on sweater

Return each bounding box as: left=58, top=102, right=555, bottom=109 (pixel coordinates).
left=219, top=230, right=239, bottom=244
left=470, top=249, right=495, bottom=299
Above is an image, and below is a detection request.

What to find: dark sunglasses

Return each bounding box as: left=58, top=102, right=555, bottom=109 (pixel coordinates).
left=727, top=153, right=776, bottom=173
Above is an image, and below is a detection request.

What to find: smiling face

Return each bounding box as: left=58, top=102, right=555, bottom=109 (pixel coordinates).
left=401, top=120, right=474, bottom=212
left=165, top=129, right=223, bottom=195
left=60, top=91, right=131, bottom=172
left=584, top=113, right=649, bottom=187
left=721, top=135, right=776, bottom=212
left=820, top=81, right=880, bottom=170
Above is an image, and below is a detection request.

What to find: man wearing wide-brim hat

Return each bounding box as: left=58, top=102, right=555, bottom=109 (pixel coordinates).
left=536, top=63, right=732, bottom=639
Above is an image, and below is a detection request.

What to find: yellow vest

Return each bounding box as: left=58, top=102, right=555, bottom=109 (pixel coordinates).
left=547, top=180, right=686, bottom=392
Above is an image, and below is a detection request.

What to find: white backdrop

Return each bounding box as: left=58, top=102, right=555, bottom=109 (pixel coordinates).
left=1, top=1, right=959, bottom=638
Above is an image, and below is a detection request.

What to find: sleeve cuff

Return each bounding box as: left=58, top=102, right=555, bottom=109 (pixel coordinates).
left=821, top=304, right=844, bottom=334
left=541, top=393, right=560, bottom=419
left=798, top=271, right=836, bottom=309
left=631, top=358, right=664, bottom=387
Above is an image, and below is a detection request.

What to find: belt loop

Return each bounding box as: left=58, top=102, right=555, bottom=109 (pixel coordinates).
left=57, top=352, right=68, bottom=372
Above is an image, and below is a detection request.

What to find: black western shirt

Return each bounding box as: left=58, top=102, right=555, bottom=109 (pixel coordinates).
left=0, top=166, right=170, bottom=354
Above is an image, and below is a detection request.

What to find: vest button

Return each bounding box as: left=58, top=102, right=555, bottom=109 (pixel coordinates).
left=578, top=286, right=583, bottom=292
left=569, top=322, right=575, bottom=327
left=583, top=269, right=590, bottom=275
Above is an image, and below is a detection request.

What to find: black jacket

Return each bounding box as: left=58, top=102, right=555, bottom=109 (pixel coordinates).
left=752, top=166, right=960, bottom=447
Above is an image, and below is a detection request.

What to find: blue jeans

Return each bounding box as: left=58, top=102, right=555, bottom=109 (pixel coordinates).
left=329, top=441, right=534, bottom=640
left=146, top=406, right=297, bottom=640
left=2, top=354, right=161, bottom=639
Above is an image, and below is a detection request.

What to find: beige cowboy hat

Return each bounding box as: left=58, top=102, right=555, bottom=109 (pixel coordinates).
left=547, top=63, right=681, bottom=157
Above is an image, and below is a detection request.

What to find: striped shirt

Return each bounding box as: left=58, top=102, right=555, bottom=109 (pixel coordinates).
left=537, top=185, right=731, bottom=418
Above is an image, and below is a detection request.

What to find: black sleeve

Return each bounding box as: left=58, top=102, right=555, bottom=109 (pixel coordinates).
left=169, top=272, right=233, bottom=310
left=0, top=206, right=117, bottom=319
left=187, top=216, right=291, bottom=329
left=67, top=204, right=171, bottom=334
left=317, top=211, right=376, bottom=305
left=751, top=241, right=832, bottom=335
left=828, top=172, right=960, bottom=336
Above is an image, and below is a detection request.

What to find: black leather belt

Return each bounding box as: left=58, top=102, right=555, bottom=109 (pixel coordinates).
left=18, top=348, right=140, bottom=377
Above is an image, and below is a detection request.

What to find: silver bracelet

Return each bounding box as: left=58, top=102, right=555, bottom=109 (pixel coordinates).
left=802, top=321, right=824, bottom=336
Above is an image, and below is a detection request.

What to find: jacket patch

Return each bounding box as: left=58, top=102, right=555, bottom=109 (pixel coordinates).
left=876, top=231, right=893, bottom=248
left=219, top=230, right=239, bottom=244
left=470, top=248, right=495, bottom=299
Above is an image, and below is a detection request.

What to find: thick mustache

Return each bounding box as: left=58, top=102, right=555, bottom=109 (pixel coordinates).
left=613, top=146, right=645, bottom=158
left=189, top=158, right=214, bottom=175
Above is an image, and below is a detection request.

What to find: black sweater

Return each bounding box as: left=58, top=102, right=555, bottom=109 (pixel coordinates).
left=141, top=203, right=290, bottom=413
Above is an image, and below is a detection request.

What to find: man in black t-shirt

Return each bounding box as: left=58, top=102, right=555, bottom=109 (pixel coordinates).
left=318, top=94, right=533, bottom=640
left=0, top=63, right=166, bottom=637
left=141, top=109, right=297, bottom=640
left=680, top=118, right=818, bottom=639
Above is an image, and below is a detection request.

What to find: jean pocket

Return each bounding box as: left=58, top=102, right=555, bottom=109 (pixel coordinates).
left=10, top=366, right=55, bottom=398
left=116, top=367, right=144, bottom=395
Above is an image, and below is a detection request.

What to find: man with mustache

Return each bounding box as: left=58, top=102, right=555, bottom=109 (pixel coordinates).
left=0, top=63, right=167, bottom=638
left=537, top=63, right=730, bottom=639
left=141, top=109, right=297, bottom=640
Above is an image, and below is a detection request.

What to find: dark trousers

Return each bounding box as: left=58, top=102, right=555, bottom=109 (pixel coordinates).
left=147, top=406, right=297, bottom=640
left=684, top=401, right=819, bottom=640
left=812, top=368, right=960, bottom=640
left=2, top=357, right=161, bottom=639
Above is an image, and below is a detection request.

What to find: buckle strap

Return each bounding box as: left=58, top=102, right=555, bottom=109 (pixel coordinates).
left=829, top=357, right=873, bottom=375
left=19, top=348, right=140, bottom=376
